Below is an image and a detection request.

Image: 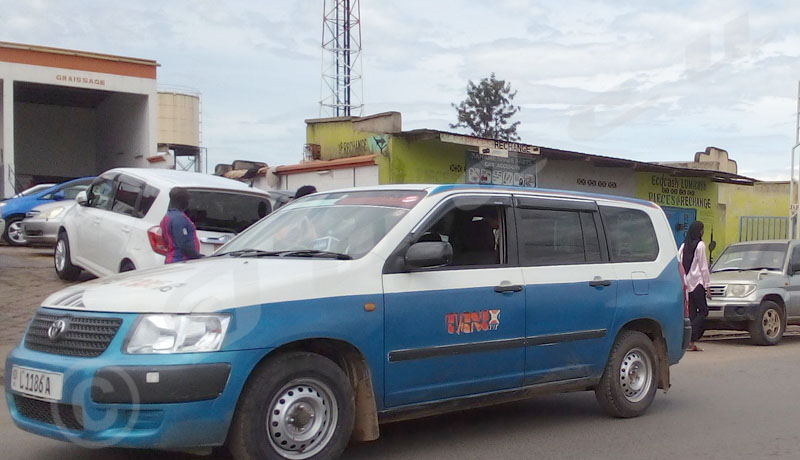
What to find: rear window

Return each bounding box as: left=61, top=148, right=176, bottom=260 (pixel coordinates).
left=600, top=206, right=659, bottom=262
left=185, top=190, right=271, bottom=234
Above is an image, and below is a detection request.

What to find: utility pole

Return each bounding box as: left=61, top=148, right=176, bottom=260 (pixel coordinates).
left=790, top=81, right=800, bottom=239
left=320, top=0, right=363, bottom=117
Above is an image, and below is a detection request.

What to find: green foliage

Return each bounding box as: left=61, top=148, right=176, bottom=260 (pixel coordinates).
left=450, top=73, right=521, bottom=141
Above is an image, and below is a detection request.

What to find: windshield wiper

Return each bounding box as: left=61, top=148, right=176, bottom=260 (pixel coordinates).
left=743, top=266, right=781, bottom=272
left=278, top=250, right=352, bottom=260
left=712, top=268, right=744, bottom=273
left=212, top=249, right=285, bottom=258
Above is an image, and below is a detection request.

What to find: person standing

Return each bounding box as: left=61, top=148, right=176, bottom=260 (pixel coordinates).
left=294, top=185, right=317, bottom=199
left=679, top=221, right=711, bottom=351
left=160, top=187, right=202, bottom=264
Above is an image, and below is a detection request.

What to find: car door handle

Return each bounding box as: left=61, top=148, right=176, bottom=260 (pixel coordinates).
left=121, top=226, right=131, bottom=234
left=589, top=278, right=612, bottom=287
left=495, top=284, right=523, bottom=293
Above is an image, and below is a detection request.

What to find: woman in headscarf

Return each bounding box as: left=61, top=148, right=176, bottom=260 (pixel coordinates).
left=679, top=221, right=711, bottom=351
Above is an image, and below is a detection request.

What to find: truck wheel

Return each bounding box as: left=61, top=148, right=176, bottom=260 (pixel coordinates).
left=748, top=301, right=784, bottom=346
left=228, top=352, right=355, bottom=460
left=595, top=331, right=658, bottom=418
left=54, top=232, right=81, bottom=281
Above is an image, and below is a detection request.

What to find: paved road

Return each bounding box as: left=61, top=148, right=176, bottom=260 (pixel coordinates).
left=3, top=336, right=800, bottom=460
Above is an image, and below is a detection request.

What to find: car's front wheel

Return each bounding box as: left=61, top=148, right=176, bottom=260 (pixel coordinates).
left=595, top=330, right=658, bottom=418
left=749, top=301, right=784, bottom=346
left=3, top=216, right=28, bottom=246
left=54, top=232, right=81, bottom=281
left=228, top=352, right=355, bottom=460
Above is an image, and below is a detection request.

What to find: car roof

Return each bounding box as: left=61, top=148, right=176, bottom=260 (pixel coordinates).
left=310, top=184, right=657, bottom=207
left=106, top=168, right=268, bottom=194
left=728, top=240, right=793, bottom=246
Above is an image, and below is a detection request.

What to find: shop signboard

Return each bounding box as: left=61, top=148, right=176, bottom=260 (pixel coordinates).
left=465, top=150, right=538, bottom=187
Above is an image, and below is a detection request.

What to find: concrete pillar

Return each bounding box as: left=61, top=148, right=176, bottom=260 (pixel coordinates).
left=1, top=78, right=13, bottom=198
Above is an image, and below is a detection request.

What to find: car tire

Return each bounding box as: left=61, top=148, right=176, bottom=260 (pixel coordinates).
left=120, top=260, right=136, bottom=273
left=3, top=216, right=28, bottom=246
left=595, top=330, right=658, bottom=418
left=54, top=232, right=81, bottom=281
left=228, top=352, right=355, bottom=460
left=748, top=301, right=784, bottom=346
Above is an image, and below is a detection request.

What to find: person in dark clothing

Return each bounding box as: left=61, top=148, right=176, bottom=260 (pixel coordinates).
left=160, top=187, right=203, bottom=264
left=294, top=185, right=317, bottom=199
left=678, top=221, right=711, bottom=351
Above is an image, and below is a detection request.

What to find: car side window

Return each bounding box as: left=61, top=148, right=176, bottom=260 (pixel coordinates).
left=599, top=206, right=659, bottom=262
left=138, top=185, right=160, bottom=217
left=790, top=246, right=800, bottom=269
left=112, top=181, right=142, bottom=217
left=517, top=208, right=601, bottom=266
left=417, top=202, right=508, bottom=267
left=87, top=179, right=115, bottom=210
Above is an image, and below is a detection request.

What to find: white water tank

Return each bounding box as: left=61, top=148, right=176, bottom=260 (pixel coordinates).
left=158, top=90, right=200, bottom=147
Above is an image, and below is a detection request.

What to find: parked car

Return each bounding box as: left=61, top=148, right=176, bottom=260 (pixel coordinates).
left=54, top=168, right=278, bottom=279
left=20, top=201, right=77, bottom=246
left=706, top=240, right=800, bottom=345
left=5, top=185, right=689, bottom=459
left=0, top=178, right=94, bottom=246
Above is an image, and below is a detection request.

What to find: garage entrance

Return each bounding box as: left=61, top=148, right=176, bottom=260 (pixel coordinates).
left=13, top=82, right=149, bottom=189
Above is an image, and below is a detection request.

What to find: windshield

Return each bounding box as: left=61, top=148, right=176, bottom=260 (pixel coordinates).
left=712, top=242, right=788, bottom=272
left=219, top=190, right=427, bottom=259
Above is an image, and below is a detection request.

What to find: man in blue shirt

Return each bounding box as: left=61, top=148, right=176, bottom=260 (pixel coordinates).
left=159, top=187, right=202, bottom=264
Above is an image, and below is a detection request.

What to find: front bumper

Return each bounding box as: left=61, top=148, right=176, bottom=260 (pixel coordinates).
left=4, top=309, right=270, bottom=449
left=21, top=220, right=59, bottom=245
left=706, top=300, right=760, bottom=322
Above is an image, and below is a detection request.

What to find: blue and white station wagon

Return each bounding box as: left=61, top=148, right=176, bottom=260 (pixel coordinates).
left=5, top=185, right=691, bottom=460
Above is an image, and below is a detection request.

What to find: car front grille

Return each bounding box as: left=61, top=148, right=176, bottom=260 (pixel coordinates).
left=24, top=312, right=122, bottom=358
left=709, top=285, right=726, bottom=297
left=14, top=394, right=84, bottom=431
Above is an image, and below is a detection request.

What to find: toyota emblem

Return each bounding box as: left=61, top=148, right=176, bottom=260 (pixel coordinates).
left=48, top=319, right=67, bottom=341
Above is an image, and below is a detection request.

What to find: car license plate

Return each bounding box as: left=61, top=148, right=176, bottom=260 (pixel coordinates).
left=10, top=365, right=63, bottom=401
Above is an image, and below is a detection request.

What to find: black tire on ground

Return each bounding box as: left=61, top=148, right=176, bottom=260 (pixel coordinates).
left=228, top=352, right=355, bottom=460
left=2, top=216, right=28, bottom=246
left=748, top=300, right=785, bottom=346
left=119, top=260, right=136, bottom=273
left=595, top=330, right=659, bottom=418
left=54, top=232, right=81, bottom=281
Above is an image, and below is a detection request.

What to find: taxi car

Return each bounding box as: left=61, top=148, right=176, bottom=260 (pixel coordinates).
left=5, top=185, right=689, bottom=460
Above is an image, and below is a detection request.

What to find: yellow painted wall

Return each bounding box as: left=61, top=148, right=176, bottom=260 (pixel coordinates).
left=382, top=136, right=466, bottom=184
left=635, top=172, right=721, bottom=253
left=306, top=121, right=390, bottom=160
left=717, top=182, right=791, bottom=250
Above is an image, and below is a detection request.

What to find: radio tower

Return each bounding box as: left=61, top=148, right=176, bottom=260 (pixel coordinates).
left=320, top=0, right=363, bottom=117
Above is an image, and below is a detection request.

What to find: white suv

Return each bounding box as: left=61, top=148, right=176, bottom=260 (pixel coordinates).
left=54, top=168, right=276, bottom=280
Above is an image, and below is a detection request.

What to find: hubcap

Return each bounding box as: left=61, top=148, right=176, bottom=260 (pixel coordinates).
left=619, top=347, right=653, bottom=403
left=55, top=239, right=66, bottom=272
left=762, top=309, right=781, bottom=339
left=267, top=378, right=338, bottom=459
left=8, top=221, right=26, bottom=244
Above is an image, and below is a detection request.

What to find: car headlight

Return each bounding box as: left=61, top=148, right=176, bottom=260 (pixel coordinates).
left=727, top=284, right=756, bottom=297
left=125, top=314, right=231, bottom=354
left=42, top=206, right=65, bottom=219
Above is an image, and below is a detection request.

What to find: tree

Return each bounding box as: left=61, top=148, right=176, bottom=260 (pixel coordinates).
left=450, top=73, right=521, bottom=141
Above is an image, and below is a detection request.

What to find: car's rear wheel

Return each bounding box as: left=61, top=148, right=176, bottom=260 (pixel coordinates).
left=3, top=216, right=28, bottom=246
left=228, top=352, right=354, bottom=460
left=595, top=330, right=658, bottom=418
left=120, top=260, right=136, bottom=273
left=54, top=232, right=81, bottom=281
left=749, top=301, right=784, bottom=346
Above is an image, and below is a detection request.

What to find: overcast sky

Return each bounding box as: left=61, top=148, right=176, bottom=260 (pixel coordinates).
left=3, top=0, right=800, bottom=180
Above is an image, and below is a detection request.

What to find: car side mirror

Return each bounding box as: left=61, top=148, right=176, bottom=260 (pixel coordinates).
left=52, top=191, right=66, bottom=201
left=405, top=241, right=453, bottom=269
left=75, top=191, right=88, bottom=206
left=791, top=262, right=800, bottom=276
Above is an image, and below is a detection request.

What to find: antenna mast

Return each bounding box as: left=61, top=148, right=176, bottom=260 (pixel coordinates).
left=320, top=0, right=363, bottom=117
